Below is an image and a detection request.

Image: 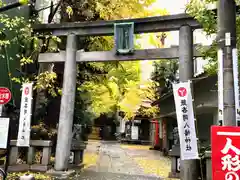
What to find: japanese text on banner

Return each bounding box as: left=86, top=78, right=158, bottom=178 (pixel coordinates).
left=211, top=126, right=240, bottom=180
left=221, top=137, right=240, bottom=180
left=17, top=83, right=33, bottom=147
left=172, top=81, right=199, bottom=160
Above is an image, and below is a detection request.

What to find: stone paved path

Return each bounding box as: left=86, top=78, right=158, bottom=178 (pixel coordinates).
left=74, top=140, right=169, bottom=180
left=75, top=170, right=162, bottom=180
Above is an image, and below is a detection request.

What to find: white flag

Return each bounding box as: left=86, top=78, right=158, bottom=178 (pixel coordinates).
left=232, top=48, right=240, bottom=125
left=17, top=83, right=33, bottom=147
left=0, top=118, right=10, bottom=149
left=172, top=81, right=199, bottom=160
left=218, top=49, right=224, bottom=125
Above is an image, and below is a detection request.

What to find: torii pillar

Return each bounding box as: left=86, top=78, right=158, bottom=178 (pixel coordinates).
left=54, top=34, right=77, bottom=171
left=179, top=25, right=198, bottom=180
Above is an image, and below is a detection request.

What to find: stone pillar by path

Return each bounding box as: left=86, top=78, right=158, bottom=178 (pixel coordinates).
left=179, top=25, right=198, bottom=180
left=54, top=34, right=77, bottom=171
left=217, top=0, right=237, bottom=126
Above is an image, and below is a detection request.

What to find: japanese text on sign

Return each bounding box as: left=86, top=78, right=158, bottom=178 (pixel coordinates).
left=0, top=87, right=11, bottom=105
left=17, top=83, right=33, bottom=147
left=173, top=81, right=199, bottom=160
left=0, top=93, right=10, bottom=99
left=180, top=98, right=192, bottom=152
left=211, top=126, right=240, bottom=180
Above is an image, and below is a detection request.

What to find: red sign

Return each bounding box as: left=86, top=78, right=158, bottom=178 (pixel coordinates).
left=24, top=87, right=29, bottom=95
left=177, top=87, right=187, bottom=97
left=211, top=126, right=240, bottom=180
left=0, top=87, right=11, bottom=105
left=162, top=119, right=167, bottom=150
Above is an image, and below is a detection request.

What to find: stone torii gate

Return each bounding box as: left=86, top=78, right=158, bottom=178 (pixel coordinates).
left=33, top=13, right=204, bottom=179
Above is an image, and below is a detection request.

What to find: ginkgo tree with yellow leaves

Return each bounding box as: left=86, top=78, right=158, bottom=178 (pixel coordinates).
left=80, top=32, right=168, bottom=121
left=0, top=0, right=169, bottom=140
left=65, top=0, right=169, bottom=122
left=79, top=61, right=142, bottom=119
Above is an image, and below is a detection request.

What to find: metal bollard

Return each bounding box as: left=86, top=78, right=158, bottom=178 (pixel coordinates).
left=19, top=174, right=35, bottom=180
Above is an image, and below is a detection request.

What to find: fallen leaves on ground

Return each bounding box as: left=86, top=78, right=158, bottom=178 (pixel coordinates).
left=121, top=145, right=180, bottom=180
left=83, top=152, right=98, bottom=169
left=134, top=156, right=180, bottom=180
left=135, top=157, right=179, bottom=180
left=88, top=140, right=101, bottom=144
left=120, top=144, right=151, bottom=150
left=7, top=172, right=52, bottom=180
left=134, top=156, right=171, bottom=177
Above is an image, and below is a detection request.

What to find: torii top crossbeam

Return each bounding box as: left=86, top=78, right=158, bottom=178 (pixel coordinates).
left=33, top=13, right=202, bottom=36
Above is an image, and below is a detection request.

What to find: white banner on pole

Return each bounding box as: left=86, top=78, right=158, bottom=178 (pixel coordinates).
left=17, top=83, right=33, bottom=147
left=0, top=118, right=10, bottom=149
left=172, top=81, right=199, bottom=160
left=218, top=49, right=224, bottom=125
left=0, top=105, right=2, bottom=117
left=131, top=126, right=139, bottom=140
left=232, top=48, right=240, bottom=125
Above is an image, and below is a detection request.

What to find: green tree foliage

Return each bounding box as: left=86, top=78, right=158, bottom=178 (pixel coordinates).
left=186, top=0, right=240, bottom=74
left=80, top=61, right=142, bottom=119
left=0, top=0, right=169, bottom=134
left=0, top=1, right=61, bottom=101
left=61, top=0, right=167, bottom=21
left=151, top=60, right=179, bottom=98
left=0, top=1, right=63, bottom=142
left=62, top=0, right=168, bottom=120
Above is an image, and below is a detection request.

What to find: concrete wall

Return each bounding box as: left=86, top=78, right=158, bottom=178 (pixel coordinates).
left=194, top=75, right=217, bottom=107
left=196, top=113, right=213, bottom=145
left=213, top=109, right=218, bottom=125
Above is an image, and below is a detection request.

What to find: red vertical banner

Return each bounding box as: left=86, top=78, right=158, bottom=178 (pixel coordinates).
left=211, top=126, right=240, bottom=180
left=154, top=121, right=159, bottom=146
left=162, top=119, right=167, bottom=150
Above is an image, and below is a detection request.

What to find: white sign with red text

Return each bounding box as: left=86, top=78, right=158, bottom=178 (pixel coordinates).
left=17, top=83, right=33, bottom=147
left=172, top=81, right=199, bottom=160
